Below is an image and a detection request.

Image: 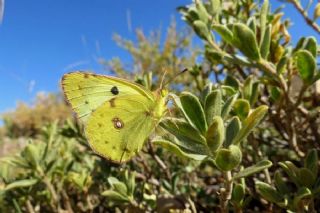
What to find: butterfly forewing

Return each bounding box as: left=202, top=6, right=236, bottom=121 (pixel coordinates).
left=61, top=72, right=154, bottom=123
left=85, top=95, right=159, bottom=163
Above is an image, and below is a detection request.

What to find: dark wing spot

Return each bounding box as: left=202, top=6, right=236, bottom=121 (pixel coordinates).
left=109, top=98, right=116, bottom=107
left=112, top=146, right=116, bottom=150
left=112, top=117, right=124, bottom=129
left=123, top=148, right=130, bottom=153
left=85, top=100, right=89, bottom=104
left=111, top=86, right=119, bottom=95
left=104, top=140, right=109, bottom=144
left=98, top=123, right=102, bottom=127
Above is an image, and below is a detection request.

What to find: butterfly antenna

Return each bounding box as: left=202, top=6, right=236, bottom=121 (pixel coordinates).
left=162, top=68, right=188, bottom=89
left=160, top=68, right=168, bottom=90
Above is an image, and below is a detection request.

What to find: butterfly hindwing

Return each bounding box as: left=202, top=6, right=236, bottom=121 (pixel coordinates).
left=61, top=72, right=154, bottom=123
left=85, top=95, right=157, bottom=163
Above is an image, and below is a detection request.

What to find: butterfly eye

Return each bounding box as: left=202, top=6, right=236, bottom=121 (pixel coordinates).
left=111, top=86, right=119, bottom=95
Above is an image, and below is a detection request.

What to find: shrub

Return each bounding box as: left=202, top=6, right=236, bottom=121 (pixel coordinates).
left=0, top=0, right=319, bottom=212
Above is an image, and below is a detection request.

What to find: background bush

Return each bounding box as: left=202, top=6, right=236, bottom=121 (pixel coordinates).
left=0, top=0, right=319, bottom=212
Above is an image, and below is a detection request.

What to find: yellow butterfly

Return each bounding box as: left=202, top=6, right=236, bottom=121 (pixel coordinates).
left=61, top=71, right=167, bottom=163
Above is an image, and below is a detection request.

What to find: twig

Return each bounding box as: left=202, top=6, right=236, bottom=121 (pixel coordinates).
left=147, top=141, right=172, bottom=179
left=61, top=189, right=74, bottom=213
left=289, top=0, right=320, bottom=34
left=220, top=171, right=233, bottom=213
left=26, top=199, right=36, bottom=213
left=286, top=112, right=305, bottom=158
left=43, top=176, right=60, bottom=212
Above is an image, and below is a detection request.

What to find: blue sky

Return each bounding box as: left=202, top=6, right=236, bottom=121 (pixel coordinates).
left=0, top=0, right=319, bottom=113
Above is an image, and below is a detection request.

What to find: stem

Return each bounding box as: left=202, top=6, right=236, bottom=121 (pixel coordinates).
left=61, top=189, right=74, bottom=213
left=220, top=171, right=233, bottom=213
left=26, top=199, right=36, bottom=213
left=291, top=84, right=308, bottom=110
left=86, top=195, right=94, bottom=213
left=147, top=141, right=171, bottom=179
left=289, top=0, right=320, bottom=34
left=234, top=205, right=243, bottom=213
left=44, top=177, right=62, bottom=213
left=251, top=135, right=272, bottom=184
left=285, top=108, right=305, bottom=158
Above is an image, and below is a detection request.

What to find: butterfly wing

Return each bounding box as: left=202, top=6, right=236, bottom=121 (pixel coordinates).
left=85, top=95, right=159, bottom=163
left=61, top=72, right=154, bottom=123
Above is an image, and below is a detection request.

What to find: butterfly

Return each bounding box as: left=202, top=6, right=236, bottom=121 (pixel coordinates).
left=61, top=71, right=168, bottom=163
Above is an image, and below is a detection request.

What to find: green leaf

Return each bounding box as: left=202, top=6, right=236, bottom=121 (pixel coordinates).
left=205, top=90, right=222, bottom=126
left=305, top=36, right=317, bottom=57
left=206, top=116, right=224, bottom=153
left=225, top=116, right=241, bottom=147
left=260, top=24, right=271, bottom=59
left=276, top=56, right=288, bottom=74
left=215, top=145, right=242, bottom=171
left=212, top=24, right=233, bottom=44
left=232, top=23, right=261, bottom=61
left=243, top=75, right=253, bottom=101
left=0, top=156, right=30, bottom=169
left=233, top=99, right=250, bottom=120
left=221, top=85, right=237, bottom=96
left=274, top=171, right=290, bottom=195
left=260, top=0, right=269, bottom=46
left=185, top=6, right=200, bottom=24
left=294, top=50, right=316, bottom=84
left=153, top=137, right=207, bottom=161
left=250, top=82, right=260, bottom=105
left=205, top=48, right=224, bottom=63
left=279, top=161, right=300, bottom=186
left=256, top=182, right=284, bottom=204
left=293, top=187, right=312, bottom=210
left=221, top=93, right=239, bottom=119
left=21, top=143, right=41, bottom=168
left=107, top=177, right=128, bottom=196
left=196, top=0, right=209, bottom=24
left=125, top=171, right=135, bottom=197
left=200, top=83, right=212, bottom=104
left=224, top=75, right=240, bottom=90
left=247, top=17, right=256, bottom=35
left=160, top=118, right=206, bottom=144
left=305, top=149, right=318, bottom=177
left=101, top=190, right=130, bottom=202
left=233, top=160, right=272, bottom=180
left=193, top=20, right=212, bottom=42
left=293, top=37, right=306, bottom=53
left=209, top=0, right=221, bottom=17
left=297, top=168, right=316, bottom=188
left=270, top=86, right=281, bottom=102
left=4, top=179, right=38, bottom=191
left=179, top=92, right=207, bottom=134
left=232, top=183, right=245, bottom=204
left=232, top=105, right=268, bottom=145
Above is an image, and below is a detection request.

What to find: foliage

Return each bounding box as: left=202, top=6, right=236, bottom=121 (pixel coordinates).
left=0, top=0, right=320, bottom=212
left=100, top=20, right=200, bottom=91
left=1, top=93, right=72, bottom=138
